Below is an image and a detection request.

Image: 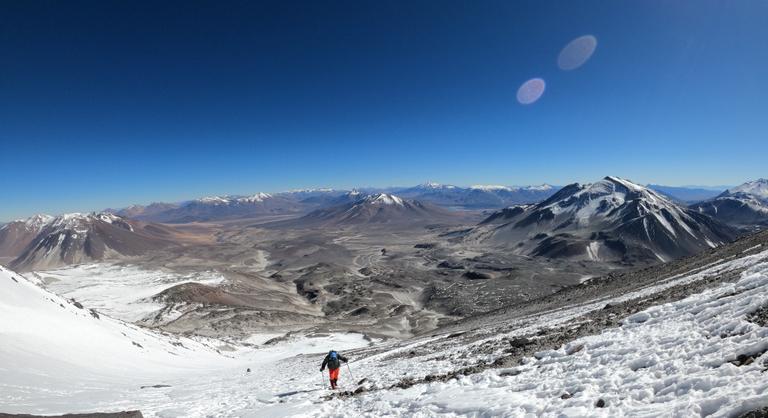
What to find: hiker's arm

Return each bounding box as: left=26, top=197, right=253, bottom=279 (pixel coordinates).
left=340, top=354, right=348, bottom=363
left=320, top=356, right=328, bottom=371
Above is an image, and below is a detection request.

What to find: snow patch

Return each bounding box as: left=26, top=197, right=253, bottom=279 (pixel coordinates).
left=29, top=264, right=227, bottom=322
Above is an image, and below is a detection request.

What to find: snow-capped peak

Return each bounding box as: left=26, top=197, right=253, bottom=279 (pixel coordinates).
left=47, top=212, right=125, bottom=230
left=365, top=193, right=405, bottom=206
left=196, top=193, right=272, bottom=205
left=236, top=193, right=272, bottom=203
left=727, top=178, right=768, bottom=200
left=523, top=184, right=554, bottom=191
left=7, top=212, right=127, bottom=234
left=470, top=185, right=513, bottom=192
left=93, top=212, right=121, bottom=224
left=602, top=176, right=646, bottom=193
left=14, top=214, right=55, bottom=230
left=542, top=176, right=687, bottom=230
left=197, top=196, right=231, bottom=205
left=419, top=182, right=456, bottom=189
left=286, top=188, right=335, bottom=193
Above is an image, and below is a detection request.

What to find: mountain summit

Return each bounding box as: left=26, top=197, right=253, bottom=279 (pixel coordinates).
left=468, top=176, right=737, bottom=263
left=2, top=213, right=180, bottom=270
left=691, top=179, right=768, bottom=228
left=291, top=193, right=458, bottom=227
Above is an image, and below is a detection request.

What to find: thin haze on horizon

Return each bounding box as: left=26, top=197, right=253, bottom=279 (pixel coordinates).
left=1, top=1, right=766, bottom=220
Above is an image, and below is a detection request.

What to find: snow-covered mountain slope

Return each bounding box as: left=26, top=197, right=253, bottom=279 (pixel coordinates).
left=692, top=179, right=768, bottom=228
left=467, top=176, right=737, bottom=264
left=0, top=260, right=375, bottom=415
left=0, top=214, right=53, bottom=259
left=0, top=264, right=230, bottom=396
left=288, top=193, right=462, bottom=227
left=395, top=182, right=559, bottom=209
left=6, top=213, right=181, bottom=271
left=730, top=179, right=768, bottom=200
left=28, top=264, right=227, bottom=323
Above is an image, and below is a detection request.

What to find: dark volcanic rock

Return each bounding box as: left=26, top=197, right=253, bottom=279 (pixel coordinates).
left=462, top=271, right=491, bottom=280
left=437, top=261, right=464, bottom=270
left=747, top=304, right=768, bottom=327
left=508, top=337, right=533, bottom=348
left=739, top=407, right=768, bottom=418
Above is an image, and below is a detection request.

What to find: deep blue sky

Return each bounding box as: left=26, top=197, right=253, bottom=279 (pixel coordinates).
left=1, top=1, right=767, bottom=220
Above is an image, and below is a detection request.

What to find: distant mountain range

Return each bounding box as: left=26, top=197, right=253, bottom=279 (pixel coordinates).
left=102, top=183, right=561, bottom=223
left=393, top=183, right=558, bottom=209
left=691, top=179, right=768, bottom=228
left=0, top=213, right=181, bottom=271
left=7, top=179, right=763, bottom=234
left=284, top=192, right=461, bottom=227
left=646, top=185, right=726, bottom=204
left=465, top=176, right=738, bottom=264
left=89, top=182, right=759, bottom=225
left=4, top=178, right=763, bottom=271
left=121, top=193, right=304, bottom=223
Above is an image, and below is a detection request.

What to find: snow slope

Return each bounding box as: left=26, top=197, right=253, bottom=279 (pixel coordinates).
left=0, top=264, right=235, bottom=412
left=3, top=243, right=768, bottom=416
left=313, top=250, right=768, bottom=417
left=0, top=263, right=375, bottom=416
left=28, top=264, right=227, bottom=322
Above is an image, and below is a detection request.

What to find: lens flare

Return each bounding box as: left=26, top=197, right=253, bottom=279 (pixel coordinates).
left=517, top=78, right=546, bottom=105
left=558, top=35, right=597, bottom=71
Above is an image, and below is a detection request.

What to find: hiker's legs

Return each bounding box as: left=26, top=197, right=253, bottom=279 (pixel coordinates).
left=329, top=367, right=340, bottom=388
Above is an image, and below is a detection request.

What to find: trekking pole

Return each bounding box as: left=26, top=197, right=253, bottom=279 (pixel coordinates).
left=345, top=362, right=355, bottom=382
left=320, top=370, right=325, bottom=388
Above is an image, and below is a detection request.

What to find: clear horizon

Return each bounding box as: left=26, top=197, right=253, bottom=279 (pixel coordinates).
left=2, top=1, right=766, bottom=221
left=0, top=176, right=745, bottom=222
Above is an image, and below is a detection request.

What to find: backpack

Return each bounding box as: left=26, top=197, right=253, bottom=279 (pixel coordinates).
left=328, top=351, right=340, bottom=368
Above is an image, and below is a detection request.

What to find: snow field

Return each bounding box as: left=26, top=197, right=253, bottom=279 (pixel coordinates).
left=28, top=264, right=227, bottom=322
